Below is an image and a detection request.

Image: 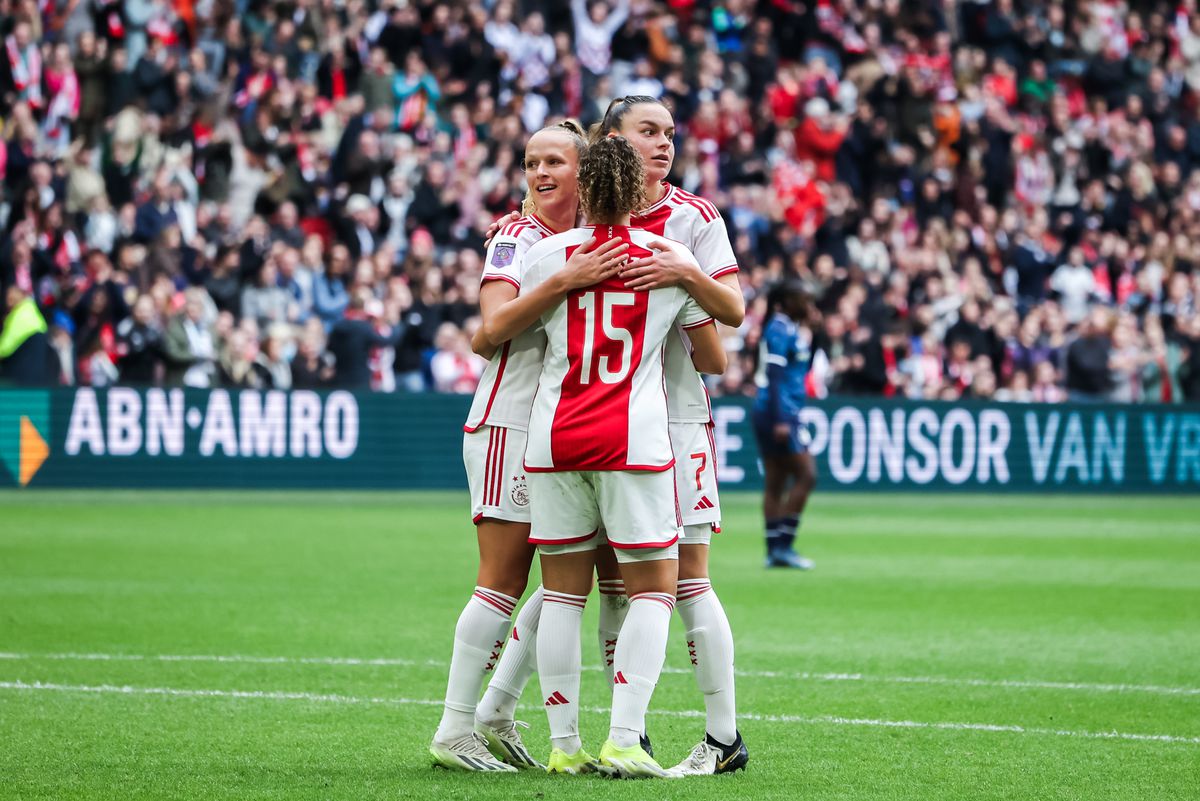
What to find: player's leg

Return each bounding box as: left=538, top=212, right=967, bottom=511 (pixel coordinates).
left=596, top=469, right=679, bottom=778
left=431, top=427, right=534, bottom=772
left=761, top=454, right=790, bottom=562
left=754, top=407, right=792, bottom=562
left=670, top=539, right=749, bottom=775
left=430, top=520, right=529, bottom=772
left=537, top=547, right=601, bottom=773
left=527, top=470, right=605, bottom=774
left=593, top=542, right=627, bottom=687
left=665, top=419, right=745, bottom=771
left=773, top=448, right=817, bottom=569
left=475, top=583, right=543, bottom=767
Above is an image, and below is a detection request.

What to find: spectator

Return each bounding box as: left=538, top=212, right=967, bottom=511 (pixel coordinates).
left=134, top=174, right=180, bottom=245
left=1051, top=247, right=1097, bottom=325
left=430, top=321, right=484, bottom=394
left=326, top=292, right=405, bottom=389
left=1065, top=308, right=1114, bottom=400
left=0, top=286, right=53, bottom=385
left=218, top=326, right=261, bottom=389
left=314, top=244, right=352, bottom=331
left=1141, top=317, right=1185, bottom=403
left=252, top=325, right=294, bottom=390
left=1, top=20, right=42, bottom=111
left=571, top=0, right=630, bottom=91
left=164, top=288, right=217, bottom=387
left=115, top=294, right=164, bottom=385
left=339, top=195, right=381, bottom=261
left=291, top=321, right=335, bottom=390
left=794, top=98, right=848, bottom=184
left=0, top=0, right=1194, bottom=408
left=241, top=260, right=292, bottom=331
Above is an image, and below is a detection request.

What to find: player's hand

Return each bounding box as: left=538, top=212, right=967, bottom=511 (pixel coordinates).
left=621, top=240, right=696, bottom=290
left=483, top=211, right=522, bottom=249
left=774, top=422, right=791, bottom=443
left=560, top=236, right=629, bottom=290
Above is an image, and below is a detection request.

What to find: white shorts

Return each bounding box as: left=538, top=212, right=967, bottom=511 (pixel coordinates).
left=463, top=426, right=531, bottom=525
left=680, top=523, right=713, bottom=546
left=527, top=469, right=681, bottom=555
left=670, top=422, right=722, bottom=529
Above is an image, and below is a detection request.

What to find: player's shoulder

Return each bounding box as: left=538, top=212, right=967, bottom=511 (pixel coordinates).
left=668, top=186, right=723, bottom=226
left=524, top=227, right=593, bottom=264
left=497, top=215, right=556, bottom=246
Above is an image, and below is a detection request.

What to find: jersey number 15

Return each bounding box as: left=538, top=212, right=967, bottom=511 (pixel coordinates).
left=576, top=291, right=636, bottom=385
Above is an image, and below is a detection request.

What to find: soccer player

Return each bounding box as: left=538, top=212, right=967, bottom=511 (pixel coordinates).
left=478, top=95, right=750, bottom=776
left=522, top=135, right=726, bottom=777
left=753, top=280, right=819, bottom=569
left=603, top=95, right=749, bottom=775
left=430, top=121, right=629, bottom=773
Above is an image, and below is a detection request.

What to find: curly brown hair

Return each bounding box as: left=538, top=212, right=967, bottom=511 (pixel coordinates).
left=577, top=136, right=648, bottom=225
left=520, top=120, right=588, bottom=216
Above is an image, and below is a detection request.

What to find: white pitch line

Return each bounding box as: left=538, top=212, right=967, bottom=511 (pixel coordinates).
left=1, top=651, right=1197, bottom=697
left=1, top=679, right=1197, bottom=747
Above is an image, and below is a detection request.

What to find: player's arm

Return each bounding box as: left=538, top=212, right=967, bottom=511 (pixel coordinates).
left=479, top=237, right=629, bottom=346
left=622, top=244, right=744, bottom=326
left=682, top=271, right=744, bottom=328
left=621, top=216, right=745, bottom=326
left=470, top=325, right=498, bottom=360
left=685, top=320, right=727, bottom=375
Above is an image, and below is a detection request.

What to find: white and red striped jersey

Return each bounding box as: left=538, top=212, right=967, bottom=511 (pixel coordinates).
left=464, top=214, right=558, bottom=433
left=633, top=183, right=739, bottom=424
left=521, top=225, right=714, bottom=472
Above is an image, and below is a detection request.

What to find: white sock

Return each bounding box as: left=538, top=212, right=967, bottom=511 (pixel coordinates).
left=435, top=587, right=517, bottom=742
left=597, top=579, right=628, bottom=687
left=677, top=578, right=737, bottom=744
left=537, top=589, right=587, bottom=754
left=609, top=592, right=675, bottom=748
left=477, top=585, right=543, bottom=725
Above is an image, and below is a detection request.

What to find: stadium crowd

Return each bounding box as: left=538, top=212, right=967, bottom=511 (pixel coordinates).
left=2, top=0, right=1200, bottom=403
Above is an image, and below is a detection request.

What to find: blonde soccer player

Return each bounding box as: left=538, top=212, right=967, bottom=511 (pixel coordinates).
left=430, top=121, right=629, bottom=773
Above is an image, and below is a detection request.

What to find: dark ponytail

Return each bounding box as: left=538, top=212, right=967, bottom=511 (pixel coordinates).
left=588, top=95, right=671, bottom=143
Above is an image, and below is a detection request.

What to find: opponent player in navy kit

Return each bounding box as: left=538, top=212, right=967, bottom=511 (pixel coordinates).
left=753, top=280, right=818, bottom=569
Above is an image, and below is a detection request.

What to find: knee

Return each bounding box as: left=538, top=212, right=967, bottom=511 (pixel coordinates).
left=477, top=570, right=528, bottom=600
left=677, top=545, right=709, bottom=581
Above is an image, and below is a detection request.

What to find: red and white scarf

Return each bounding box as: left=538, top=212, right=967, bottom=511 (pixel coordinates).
left=5, top=35, right=43, bottom=108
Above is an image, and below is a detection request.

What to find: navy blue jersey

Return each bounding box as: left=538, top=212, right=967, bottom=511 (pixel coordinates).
left=754, top=313, right=812, bottom=423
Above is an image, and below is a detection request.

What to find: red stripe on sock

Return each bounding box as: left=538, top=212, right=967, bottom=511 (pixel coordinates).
left=473, top=592, right=514, bottom=616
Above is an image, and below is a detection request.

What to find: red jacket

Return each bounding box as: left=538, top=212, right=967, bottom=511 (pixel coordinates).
left=793, top=118, right=844, bottom=182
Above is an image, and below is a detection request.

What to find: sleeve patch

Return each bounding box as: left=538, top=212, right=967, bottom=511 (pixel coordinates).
left=490, top=243, right=516, bottom=268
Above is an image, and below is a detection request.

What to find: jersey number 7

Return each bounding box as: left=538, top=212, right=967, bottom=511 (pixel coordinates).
left=576, top=290, right=636, bottom=385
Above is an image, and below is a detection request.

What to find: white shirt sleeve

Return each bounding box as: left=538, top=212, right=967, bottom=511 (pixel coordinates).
left=690, top=213, right=739, bottom=279
left=677, top=293, right=715, bottom=330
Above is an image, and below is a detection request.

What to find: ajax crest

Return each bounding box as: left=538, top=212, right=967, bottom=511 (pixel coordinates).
left=511, top=475, right=529, bottom=507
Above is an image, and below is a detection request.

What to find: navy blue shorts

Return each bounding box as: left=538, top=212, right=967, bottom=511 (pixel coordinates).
left=752, top=410, right=811, bottom=458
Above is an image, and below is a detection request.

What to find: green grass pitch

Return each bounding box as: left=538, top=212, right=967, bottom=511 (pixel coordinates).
left=1, top=491, right=1197, bottom=800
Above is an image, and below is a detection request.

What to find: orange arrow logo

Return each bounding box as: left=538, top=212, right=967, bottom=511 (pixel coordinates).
left=19, top=415, right=49, bottom=487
